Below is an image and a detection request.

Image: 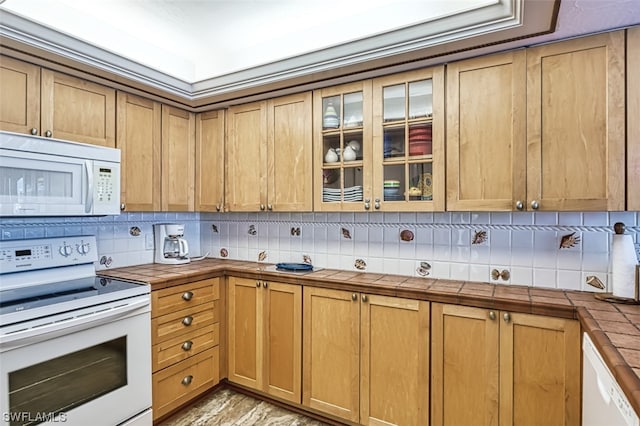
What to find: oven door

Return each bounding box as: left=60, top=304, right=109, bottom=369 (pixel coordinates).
left=0, top=298, right=151, bottom=426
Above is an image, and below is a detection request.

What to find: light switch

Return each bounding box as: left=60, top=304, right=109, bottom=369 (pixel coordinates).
left=145, top=233, right=155, bottom=250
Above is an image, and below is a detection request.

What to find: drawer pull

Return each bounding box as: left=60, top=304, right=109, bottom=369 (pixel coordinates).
left=182, top=291, right=193, bottom=301
left=182, top=316, right=193, bottom=326
left=181, top=340, right=193, bottom=351
left=181, top=375, right=193, bottom=386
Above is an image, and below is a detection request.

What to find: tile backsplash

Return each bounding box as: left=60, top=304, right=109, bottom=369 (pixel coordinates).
left=200, top=211, right=640, bottom=292
left=2, top=211, right=639, bottom=293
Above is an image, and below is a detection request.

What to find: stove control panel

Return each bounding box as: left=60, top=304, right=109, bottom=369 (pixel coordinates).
left=0, top=236, right=98, bottom=274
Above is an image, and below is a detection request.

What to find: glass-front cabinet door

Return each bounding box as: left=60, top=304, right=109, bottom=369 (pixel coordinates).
left=372, top=67, right=445, bottom=211
left=313, top=81, right=372, bottom=211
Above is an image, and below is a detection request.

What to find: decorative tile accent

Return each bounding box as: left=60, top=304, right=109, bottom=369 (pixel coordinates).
left=354, top=258, right=366, bottom=270
left=400, top=229, right=414, bottom=241
left=559, top=232, right=580, bottom=249
left=416, top=261, right=431, bottom=276
left=99, top=255, right=113, bottom=267
left=303, top=254, right=312, bottom=264
left=586, top=275, right=605, bottom=289
left=341, top=227, right=352, bottom=239
left=211, top=224, right=218, bottom=233
left=291, top=227, right=301, bottom=236
left=472, top=230, right=487, bottom=245
left=220, top=248, right=228, bottom=258
left=248, top=224, right=257, bottom=235
left=129, top=226, right=141, bottom=236
left=258, top=250, right=267, bottom=261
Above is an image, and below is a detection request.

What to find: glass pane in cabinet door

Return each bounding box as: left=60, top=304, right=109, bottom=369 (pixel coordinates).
left=343, top=92, right=363, bottom=127
left=323, top=134, right=341, bottom=165
left=408, top=123, right=432, bottom=157
left=383, top=84, right=405, bottom=122
left=383, top=126, right=405, bottom=159
left=322, top=96, right=341, bottom=129
left=383, top=164, right=405, bottom=202
left=321, top=167, right=341, bottom=203
left=344, top=131, right=363, bottom=161
left=342, top=167, right=363, bottom=202
left=409, top=80, right=433, bottom=119
left=409, top=162, right=433, bottom=201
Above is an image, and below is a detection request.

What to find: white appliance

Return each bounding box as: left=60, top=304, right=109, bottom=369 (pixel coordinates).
left=154, top=223, right=190, bottom=264
left=583, top=332, right=639, bottom=426
left=0, top=236, right=152, bottom=426
left=0, top=130, right=121, bottom=216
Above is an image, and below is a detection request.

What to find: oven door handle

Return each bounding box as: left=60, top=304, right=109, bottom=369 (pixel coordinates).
left=0, top=298, right=149, bottom=351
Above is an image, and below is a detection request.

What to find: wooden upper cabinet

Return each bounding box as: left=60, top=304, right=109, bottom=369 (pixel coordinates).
left=226, top=92, right=312, bottom=212
left=0, top=56, right=40, bottom=134
left=372, top=67, right=446, bottom=212
left=446, top=50, right=526, bottom=211
left=628, top=26, right=640, bottom=211
left=116, top=92, right=161, bottom=212
left=226, top=101, right=267, bottom=211
left=527, top=31, right=625, bottom=211
left=267, top=92, right=313, bottom=212
left=41, top=69, right=116, bottom=147
left=196, top=110, right=225, bottom=212
left=161, top=105, right=195, bottom=211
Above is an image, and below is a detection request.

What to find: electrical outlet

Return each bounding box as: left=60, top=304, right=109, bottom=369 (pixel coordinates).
left=635, top=243, right=640, bottom=261
left=145, top=233, right=155, bottom=250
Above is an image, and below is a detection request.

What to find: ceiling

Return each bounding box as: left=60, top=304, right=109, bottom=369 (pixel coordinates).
left=0, top=0, right=639, bottom=108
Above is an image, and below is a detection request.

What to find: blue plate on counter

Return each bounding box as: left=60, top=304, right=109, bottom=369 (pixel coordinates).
left=275, top=262, right=313, bottom=271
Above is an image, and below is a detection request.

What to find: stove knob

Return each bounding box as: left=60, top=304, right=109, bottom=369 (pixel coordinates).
left=59, top=243, right=73, bottom=257
left=77, top=242, right=91, bottom=255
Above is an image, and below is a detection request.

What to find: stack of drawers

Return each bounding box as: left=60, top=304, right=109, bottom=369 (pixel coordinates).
left=151, top=278, right=221, bottom=420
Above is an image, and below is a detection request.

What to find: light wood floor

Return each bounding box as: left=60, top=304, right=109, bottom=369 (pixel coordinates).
left=158, top=388, right=330, bottom=426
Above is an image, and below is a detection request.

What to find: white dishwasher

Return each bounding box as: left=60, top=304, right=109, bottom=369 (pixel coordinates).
left=583, top=332, right=639, bottom=426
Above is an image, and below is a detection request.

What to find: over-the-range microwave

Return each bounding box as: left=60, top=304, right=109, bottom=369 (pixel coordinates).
left=0, top=131, right=121, bottom=216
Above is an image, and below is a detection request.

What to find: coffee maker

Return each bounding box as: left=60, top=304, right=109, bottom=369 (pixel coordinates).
left=154, top=223, right=190, bottom=264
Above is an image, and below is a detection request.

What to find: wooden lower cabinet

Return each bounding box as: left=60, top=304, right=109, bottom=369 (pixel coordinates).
left=227, top=276, right=302, bottom=403
left=302, top=287, right=430, bottom=425
left=151, top=278, right=221, bottom=420
left=431, top=303, right=581, bottom=426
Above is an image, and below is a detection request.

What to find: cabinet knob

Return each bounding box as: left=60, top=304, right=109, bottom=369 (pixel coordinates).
left=30, top=128, right=38, bottom=135
left=361, top=294, right=368, bottom=302
left=182, top=291, right=193, bottom=301
left=530, top=200, right=539, bottom=210
left=515, top=200, right=524, bottom=210
left=374, top=198, right=380, bottom=210
left=267, top=204, right=273, bottom=211
left=351, top=293, right=357, bottom=301
left=44, top=130, right=52, bottom=138
left=181, top=375, right=193, bottom=386
left=489, top=311, right=496, bottom=320
left=182, top=316, right=193, bottom=326
left=260, top=204, right=265, bottom=211
left=181, top=340, right=193, bottom=351
left=216, top=204, right=221, bottom=212
left=364, top=200, right=370, bottom=210
left=263, top=281, right=268, bottom=288
left=256, top=281, right=261, bottom=287
left=120, top=203, right=126, bottom=211
left=503, top=312, right=511, bottom=323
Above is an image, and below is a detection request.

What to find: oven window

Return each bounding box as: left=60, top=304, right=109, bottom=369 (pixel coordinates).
left=7, top=337, right=127, bottom=425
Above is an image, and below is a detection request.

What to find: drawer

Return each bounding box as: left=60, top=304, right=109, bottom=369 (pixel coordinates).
left=152, top=278, right=220, bottom=318
left=152, top=347, right=219, bottom=420
left=153, top=323, right=219, bottom=372
left=152, top=300, right=219, bottom=345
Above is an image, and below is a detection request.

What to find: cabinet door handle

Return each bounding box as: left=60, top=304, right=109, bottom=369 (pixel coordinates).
left=351, top=293, right=357, bottom=301
left=503, top=312, right=511, bottom=323
left=256, top=281, right=261, bottom=288
left=30, top=128, right=38, bottom=135
left=44, top=130, right=52, bottom=138
left=182, top=340, right=193, bottom=351
left=182, top=316, right=193, bottom=326
left=181, top=375, right=193, bottom=386
left=182, top=291, right=193, bottom=301
left=489, top=311, right=496, bottom=320
left=530, top=200, right=540, bottom=210
left=515, top=200, right=524, bottom=210
left=361, top=294, right=368, bottom=302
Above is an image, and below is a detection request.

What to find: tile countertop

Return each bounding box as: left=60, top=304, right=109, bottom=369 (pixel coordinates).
left=98, top=258, right=640, bottom=416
